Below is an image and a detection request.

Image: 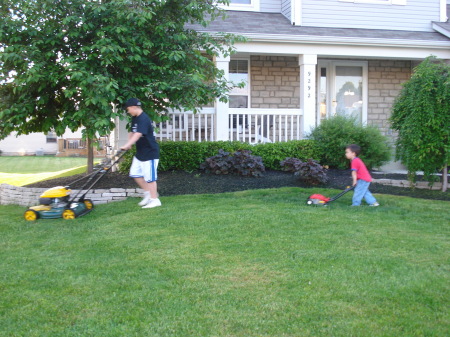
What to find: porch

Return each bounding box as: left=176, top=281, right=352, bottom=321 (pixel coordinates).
left=154, top=108, right=303, bottom=143
left=114, top=54, right=445, bottom=148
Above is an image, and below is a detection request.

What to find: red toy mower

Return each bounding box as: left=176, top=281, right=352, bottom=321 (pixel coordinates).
left=306, top=186, right=355, bottom=206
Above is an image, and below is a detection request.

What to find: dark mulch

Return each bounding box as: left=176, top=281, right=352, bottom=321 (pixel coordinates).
left=25, top=169, right=449, bottom=201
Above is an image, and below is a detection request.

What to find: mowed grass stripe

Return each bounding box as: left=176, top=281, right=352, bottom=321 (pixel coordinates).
left=0, top=156, right=89, bottom=173
left=0, top=188, right=448, bottom=337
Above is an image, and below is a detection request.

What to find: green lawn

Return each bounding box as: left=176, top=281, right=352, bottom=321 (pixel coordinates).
left=0, top=188, right=448, bottom=337
left=0, top=157, right=96, bottom=186
left=0, top=156, right=88, bottom=173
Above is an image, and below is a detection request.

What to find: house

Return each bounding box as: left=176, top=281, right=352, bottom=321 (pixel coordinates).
left=0, top=130, right=108, bottom=157
left=4, top=1, right=450, bottom=158
left=114, top=0, right=450, bottom=148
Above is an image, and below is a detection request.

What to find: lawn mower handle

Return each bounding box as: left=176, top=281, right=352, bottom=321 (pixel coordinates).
left=68, top=150, right=128, bottom=204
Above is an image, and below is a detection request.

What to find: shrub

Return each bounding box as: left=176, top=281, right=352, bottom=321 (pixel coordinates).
left=119, top=140, right=320, bottom=173
left=308, top=116, right=391, bottom=169
left=251, top=140, right=321, bottom=170
left=200, top=149, right=265, bottom=177
left=280, top=157, right=303, bottom=173
left=390, top=56, right=449, bottom=192
left=280, top=157, right=328, bottom=185
left=230, top=150, right=265, bottom=177
left=199, top=149, right=234, bottom=175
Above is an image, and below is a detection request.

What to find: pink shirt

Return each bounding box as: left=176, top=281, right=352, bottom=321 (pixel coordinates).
left=351, top=157, right=372, bottom=182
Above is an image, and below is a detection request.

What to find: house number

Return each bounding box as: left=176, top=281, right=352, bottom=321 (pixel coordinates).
left=307, top=71, right=312, bottom=98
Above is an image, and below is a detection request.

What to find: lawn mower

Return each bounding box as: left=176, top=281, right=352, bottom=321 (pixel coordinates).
left=23, top=150, right=127, bottom=221
left=306, top=186, right=355, bottom=206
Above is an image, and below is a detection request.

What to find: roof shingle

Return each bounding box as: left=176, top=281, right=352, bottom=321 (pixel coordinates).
left=187, top=11, right=450, bottom=43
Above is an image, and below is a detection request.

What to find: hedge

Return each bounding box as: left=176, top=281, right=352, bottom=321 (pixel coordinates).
left=119, top=140, right=321, bottom=173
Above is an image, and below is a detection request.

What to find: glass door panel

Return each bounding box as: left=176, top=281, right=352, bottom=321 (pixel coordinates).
left=316, top=61, right=367, bottom=124
left=319, top=67, right=327, bottom=121
left=334, top=66, right=363, bottom=123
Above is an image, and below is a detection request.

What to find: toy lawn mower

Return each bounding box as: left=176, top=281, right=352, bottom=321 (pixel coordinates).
left=306, top=186, right=355, bottom=206
left=23, top=151, right=127, bottom=221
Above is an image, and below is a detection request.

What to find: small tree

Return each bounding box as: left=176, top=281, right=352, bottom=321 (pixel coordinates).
left=0, top=0, right=241, bottom=171
left=390, top=56, right=449, bottom=192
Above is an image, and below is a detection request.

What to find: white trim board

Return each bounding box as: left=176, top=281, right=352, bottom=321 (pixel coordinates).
left=232, top=41, right=450, bottom=60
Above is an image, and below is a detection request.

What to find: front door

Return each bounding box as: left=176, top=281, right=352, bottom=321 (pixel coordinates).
left=317, top=60, right=368, bottom=125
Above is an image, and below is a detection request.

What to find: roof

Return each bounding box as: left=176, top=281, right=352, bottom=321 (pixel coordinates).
left=187, top=11, right=450, bottom=48
left=431, top=5, right=450, bottom=38
left=433, top=21, right=450, bottom=38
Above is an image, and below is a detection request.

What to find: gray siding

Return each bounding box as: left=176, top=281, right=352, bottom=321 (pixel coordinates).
left=281, top=0, right=291, bottom=20
left=301, top=0, right=440, bottom=32
left=260, top=0, right=281, bottom=12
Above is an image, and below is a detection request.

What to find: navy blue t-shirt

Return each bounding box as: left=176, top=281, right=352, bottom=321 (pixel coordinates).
left=131, top=112, right=160, bottom=161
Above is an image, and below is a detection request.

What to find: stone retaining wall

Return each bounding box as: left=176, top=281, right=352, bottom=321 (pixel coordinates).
left=0, top=184, right=144, bottom=207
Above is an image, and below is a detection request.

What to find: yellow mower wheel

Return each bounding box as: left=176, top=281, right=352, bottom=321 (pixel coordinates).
left=24, top=209, right=39, bottom=221
left=83, top=199, right=94, bottom=210
left=62, top=209, right=76, bottom=220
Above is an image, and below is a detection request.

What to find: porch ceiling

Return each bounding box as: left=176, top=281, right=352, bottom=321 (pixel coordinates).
left=187, top=11, right=450, bottom=50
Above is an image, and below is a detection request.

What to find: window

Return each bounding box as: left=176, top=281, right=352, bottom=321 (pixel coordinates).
left=229, top=59, right=249, bottom=109
left=340, top=0, right=406, bottom=5
left=46, top=131, right=57, bottom=143
left=221, top=0, right=260, bottom=12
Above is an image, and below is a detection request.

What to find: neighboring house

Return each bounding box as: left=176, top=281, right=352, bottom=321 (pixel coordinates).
left=0, top=131, right=60, bottom=156
left=115, top=0, right=449, bottom=147
left=0, top=130, right=108, bottom=157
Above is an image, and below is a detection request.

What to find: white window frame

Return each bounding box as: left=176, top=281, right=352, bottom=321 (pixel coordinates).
left=219, top=0, right=260, bottom=12
left=229, top=58, right=251, bottom=108
left=46, top=131, right=57, bottom=143
left=339, top=0, right=406, bottom=5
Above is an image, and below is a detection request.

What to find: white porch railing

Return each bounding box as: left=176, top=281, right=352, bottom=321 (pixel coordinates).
left=155, top=108, right=215, bottom=142
left=155, top=108, right=303, bottom=143
left=228, top=108, right=303, bottom=143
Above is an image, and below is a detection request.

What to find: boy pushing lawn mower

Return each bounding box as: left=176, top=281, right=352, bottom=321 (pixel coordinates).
left=120, top=98, right=161, bottom=209
left=345, top=144, right=379, bottom=207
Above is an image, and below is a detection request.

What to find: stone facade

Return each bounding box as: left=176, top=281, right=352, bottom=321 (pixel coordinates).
left=250, top=55, right=300, bottom=109
left=249, top=56, right=412, bottom=139
left=367, top=60, right=412, bottom=136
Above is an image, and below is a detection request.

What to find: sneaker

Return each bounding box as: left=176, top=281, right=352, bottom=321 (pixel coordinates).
left=138, top=192, right=150, bottom=206
left=369, top=202, right=380, bottom=207
left=142, top=198, right=162, bottom=209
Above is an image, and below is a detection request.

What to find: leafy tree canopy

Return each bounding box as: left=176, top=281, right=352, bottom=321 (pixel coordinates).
left=390, top=56, right=449, bottom=188
left=0, top=0, right=241, bottom=140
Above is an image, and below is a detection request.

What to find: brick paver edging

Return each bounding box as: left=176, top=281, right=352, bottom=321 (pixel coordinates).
left=0, top=184, right=144, bottom=206
left=372, top=178, right=442, bottom=190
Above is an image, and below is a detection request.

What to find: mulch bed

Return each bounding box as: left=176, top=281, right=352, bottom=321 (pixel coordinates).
left=25, top=169, right=449, bottom=201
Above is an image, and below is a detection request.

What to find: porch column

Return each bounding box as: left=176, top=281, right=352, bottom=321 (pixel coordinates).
left=214, top=54, right=230, bottom=141
left=299, top=54, right=317, bottom=136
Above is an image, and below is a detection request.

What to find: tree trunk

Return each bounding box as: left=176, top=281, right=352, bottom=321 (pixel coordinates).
left=87, top=137, right=94, bottom=174
left=442, top=165, right=448, bottom=193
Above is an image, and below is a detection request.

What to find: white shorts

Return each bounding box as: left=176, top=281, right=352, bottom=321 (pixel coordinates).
left=129, top=157, right=159, bottom=183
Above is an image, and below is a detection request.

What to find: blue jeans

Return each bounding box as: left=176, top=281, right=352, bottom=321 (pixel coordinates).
left=352, top=179, right=377, bottom=206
